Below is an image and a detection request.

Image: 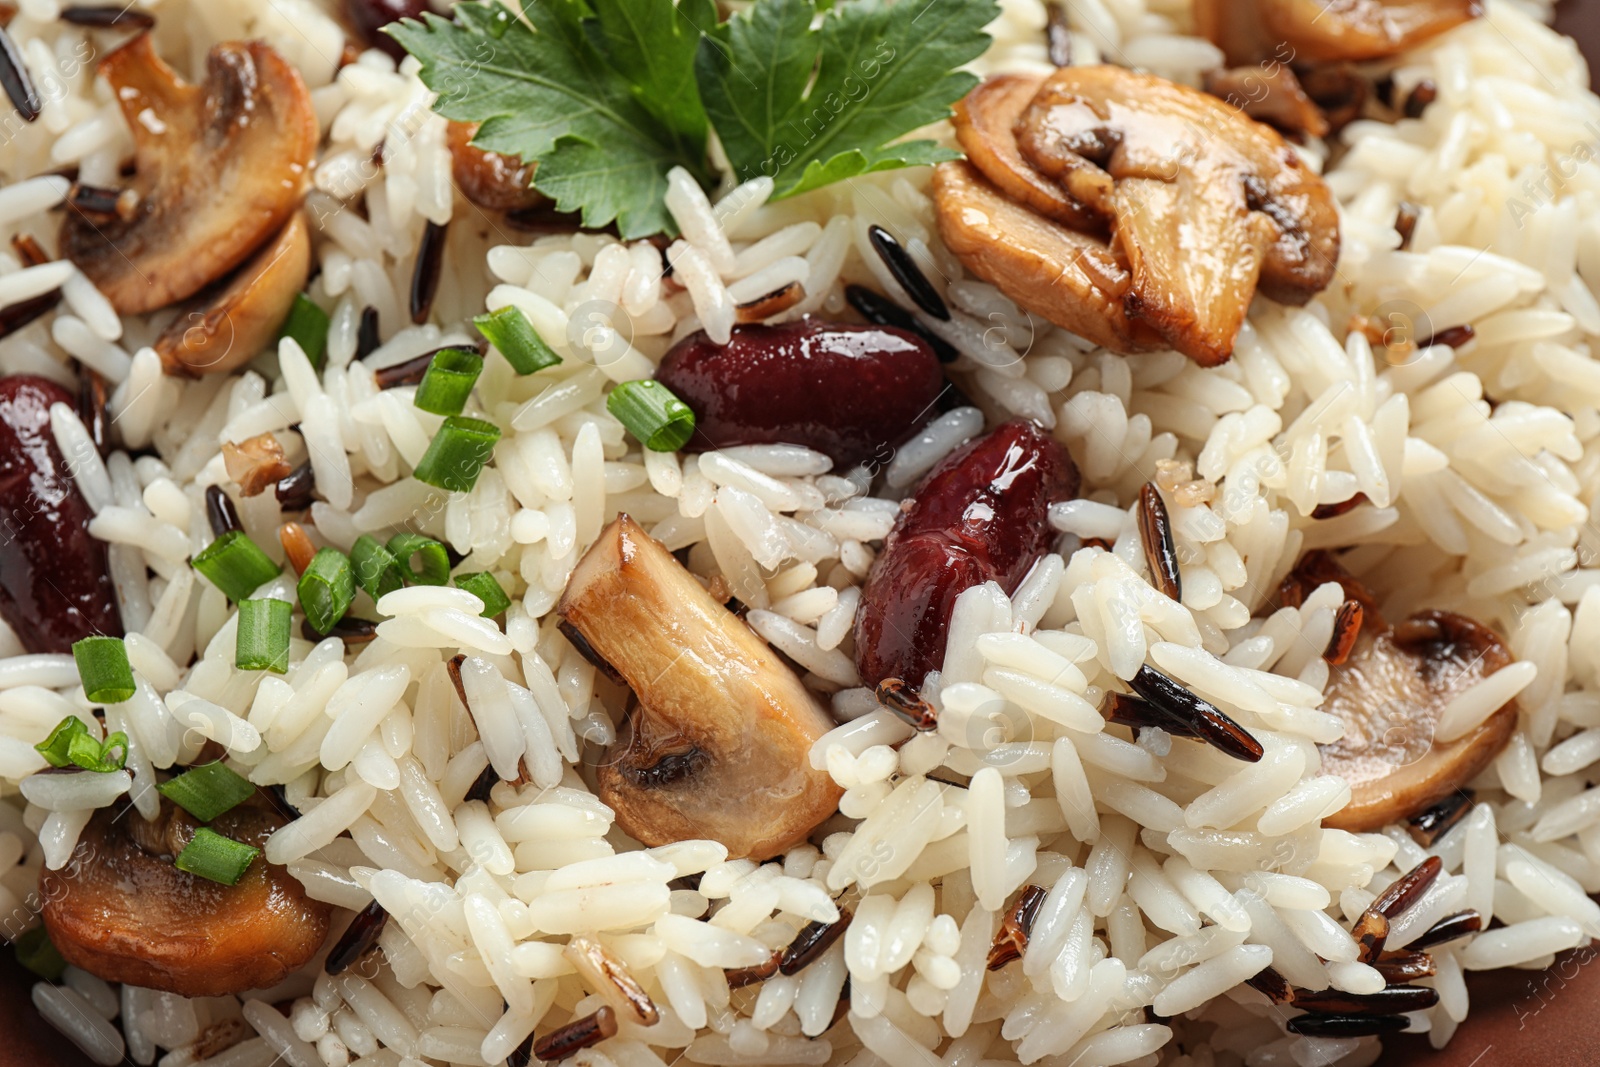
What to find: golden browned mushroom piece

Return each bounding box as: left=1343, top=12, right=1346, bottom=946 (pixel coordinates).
left=222, top=432, right=294, bottom=496
left=1280, top=552, right=1516, bottom=832
left=559, top=515, right=842, bottom=861
left=952, top=74, right=1104, bottom=231
left=932, top=162, right=1161, bottom=356
left=1010, top=66, right=1341, bottom=365
left=447, top=121, right=545, bottom=214
left=1195, top=0, right=1481, bottom=66
left=41, top=794, right=331, bottom=997
left=61, top=35, right=317, bottom=315
left=154, top=212, right=312, bottom=377
left=1202, top=66, right=1331, bottom=140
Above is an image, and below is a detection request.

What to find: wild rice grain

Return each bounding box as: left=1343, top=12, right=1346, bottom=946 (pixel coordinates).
left=1045, top=0, right=1072, bottom=66
left=780, top=911, right=853, bottom=976
left=1286, top=1014, right=1410, bottom=1038
left=1129, top=666, right=1264, bottom=762
left=410, top=220, right=448, bottom=325
left=1137, top=483, right=1181, bottom=601
left=987, top=884, right=1047, bottom=970
left=1323, top=599, right=1364, bottom=665
left=844, top=284, right=959, bottom=363
left=533, top=1007, right=617, bottom=1062
left=1409, top=910, right=1483, bottom=952
left=325, top=900, right=389, bottom=976
left=867, top=225, right=948, bottom=321
left=0, top=25, right=39, bottom=122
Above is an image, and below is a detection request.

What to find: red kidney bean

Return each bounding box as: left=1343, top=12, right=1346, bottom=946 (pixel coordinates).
left=854, top=421, right=1077, bottom=688
left=344, top=0, right=429, bottom=59
left=654, top=321, right=944, bottom=468
left=0, top=375, right=122, bottom=653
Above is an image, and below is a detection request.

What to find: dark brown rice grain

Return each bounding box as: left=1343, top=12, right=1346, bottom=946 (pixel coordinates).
left=1409, top=909, right=1483, bottom=952
left=779, top=911, right=852, bottom=976
left=725, top=952, right=781, bottom=989
left=1129, top=665, right=1264, bottom=762
left=60, top=5, right=156, bottom=28
left=1290, top=985, right=1438, bottom=1015
left=866, top=225, right=950, bottom=321
left=987, top=884, right=1047, bottom=970
left=876, top=677, right=938, bottom=731
left=1323, top=599, right=1364, bottom=666
left=1372, top=856, right=1443, bottom=920
left=844, top=283, right=959, bottom=363
left=373, top=350, right=438, bottom=389
left=1137, top=482, right=1182, bottom=601
left=275, top=461, right=316, bottom=512
left=0, top=24, right=39, bottom=122
left=1244, top=967, right=1293, bottom=1004
left=533, top=1007, right=617, bottom=1062
left=1419, top=324, right=1475, bottom=350
left=409, top=220, right=448, bottom=325
left=1404, top=79, right=1438, bottom=119
left=1372, top=950, right=1435, bottom=983
left=357, top=306, right=381, bottom=359
left=1406, top=791, right=1473, bottom=848
left=76, top=368, right=107, bottom=457
left=1287, top=1013, right=1410, bottom=1038
left=324, top=899, right=389, bottom=976
left=205, top=485, right=241, bottom=537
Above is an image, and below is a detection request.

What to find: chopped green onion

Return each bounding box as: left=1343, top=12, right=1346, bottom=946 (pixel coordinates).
left=607, top=380, right=696, bottom=452
left=175, top=827, right=261, bottom=886
left=14, top=925, right=65, bottom=981
left=473, top=305, right=562, bottom=375
left=158, top=761, right=256, bottom=823
left=351, top=534, right=406, bottom=602
left=192, top=530, right=282, bottom=602
left=34, top=715, right=127, bottom=772
left=412, top=415, right=501, bottom=493
left=236, top=598, right=291, bottom=673
left=454, top=572, right=511, bottom=617
left=413, top=346, right=484, bottom=416
left=298, top=548, right=356, bottom=636
left=71, top=635, right=135, bottom=704
left=387, top=533, right=451, bottom=586
left=278, top=293, right=330, bottom=369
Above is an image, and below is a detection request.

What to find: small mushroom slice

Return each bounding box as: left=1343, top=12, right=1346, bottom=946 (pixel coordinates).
left=559, top=515, right=842, bottom=860
left=61, top=34, right=317, bottom=315
left=1194, top=0, right=1481, bottom=66
left=1014, top=66, right=1341, bottom=364
left=446, top=121, right=544, bottom=213
left=1320, top=610, right=1517, bottom=832
left=41, top=793, right=331, bottom=996
left=154, top=212, right=311, bottom=377
left=952, top=73, right=1104, bottom=230
left=931, top=161, right=1160, bottom=355
left=1202, top=66, right=1331, bottom=140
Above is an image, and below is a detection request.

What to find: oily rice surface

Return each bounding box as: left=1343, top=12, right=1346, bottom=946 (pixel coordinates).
left=0, top=2, right=1595, bottom=1067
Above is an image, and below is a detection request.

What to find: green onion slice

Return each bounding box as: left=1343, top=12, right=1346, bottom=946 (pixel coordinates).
left=412, top=416, right=501, bottom=493
left=473, top=305, right=562, bottom=375
left=34, top=715, right=128, bottom=772
left=14, top=925, right=65, bottom=981
left=298, top=548, right=356, bottom=636
left=236, top=598, right=292, bottom=673
left=387, top=533, right=451, bottom=586
left=158, top=761, right=256, bottom=823
left=414, top=346, right=484, bottom=416
left=192, top=530, right=283, bottom=602
left=454, top=572, right=511, bottom=617
left=351, top=534, right=407, bottom=602
left=278, top=293, right=330, bottom=370
left=175, top=827, right=260, bottom=886
left=607, top=380, right=696, bottom=452
left=71, top=635, right=136, bottom=704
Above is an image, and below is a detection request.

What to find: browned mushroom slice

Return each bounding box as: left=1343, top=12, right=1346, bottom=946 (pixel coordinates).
left=61, top=35, right=317, bottom=315
left=1014, top=66, right=1342, bottom=362
left=1202, top=66, right=1331, bottom=140
left=222, top=432, right=294, bottom=497
left=931, top=161, right=1160, bottom=356
left=558, top=515, right=842, bottom=861
left=154, top=212, right=311, bottom=377
left=447, top=121, right=544, bottom=213
left=41, top=794, right=331, bottom=996
left=952, top=73, right=1104, bottom=231
left=1320, top=610, right=1517, bottom=832
left=1195, top=0, right=1481, bottom=66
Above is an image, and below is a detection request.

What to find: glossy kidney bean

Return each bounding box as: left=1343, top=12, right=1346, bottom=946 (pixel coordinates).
left=854, top=420, right=1078, bottom=688
left=0, top=376, right=122, bottom=653
left=654, top=321, right=944, bottom=468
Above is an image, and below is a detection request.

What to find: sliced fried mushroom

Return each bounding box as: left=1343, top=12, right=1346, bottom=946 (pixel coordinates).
left=931, top=161, right=1161, bottom=355
left=62, top=34, right=317, bottom=315
left=1010, top=66, right=1341, bottom=365
left=41, top=794, right=331, bottom=996
left=1202, top=65, right=1330, bottom=139
left=1195, top=0, right=1481, bottom=66
left=952, top=74, right=1104, bottom=230
left=1320, top=609, right=1518, bottom=831
left=446, top=121, right=544, bottom=214
left=222, top=432, right=293, bottom=496
left=558, top=515, right=842, bottom=861
left=154, top=212, right=311, bottom=377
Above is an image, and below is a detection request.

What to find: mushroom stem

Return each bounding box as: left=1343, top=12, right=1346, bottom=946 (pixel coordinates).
left=558, top=516, right=841, bottom=860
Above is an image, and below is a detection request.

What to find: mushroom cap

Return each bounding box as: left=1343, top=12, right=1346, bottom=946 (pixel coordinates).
left=560, top=516, right=842, bottom=860
left=931, top=160, right=1160, bottom=355
left=1195, top=0, right=1481, bottom=66
left=41, top=793, right=331, bottom=997
left=1320, top=610, right=1518, bottom=831
left=62, top=35, right=317, bottom=315
left=446, top=121, right=544, bottom=213
left=1014, top=66, right=1342, bottom=362
left=154, top=211, right=312, bottom=377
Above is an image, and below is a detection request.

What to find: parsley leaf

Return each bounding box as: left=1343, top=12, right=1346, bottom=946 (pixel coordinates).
left=388, top=0, right=716, bottom=239
left=696, top=0, right=998, bottom=198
